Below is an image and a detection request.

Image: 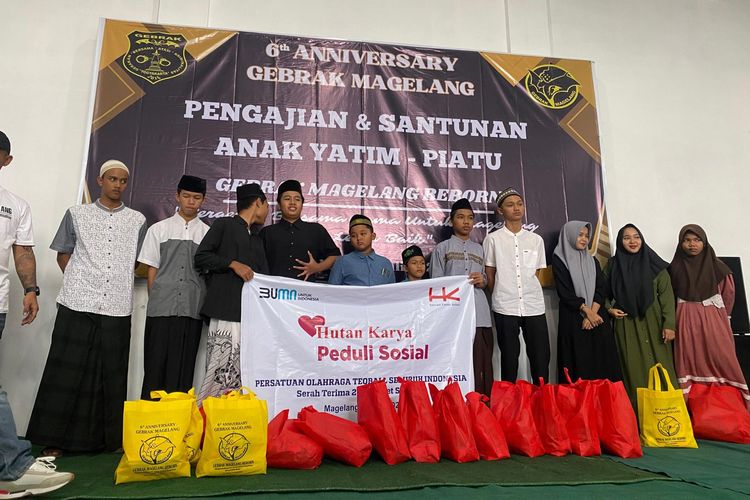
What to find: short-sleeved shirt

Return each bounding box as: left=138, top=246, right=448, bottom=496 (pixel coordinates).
left=138, top=213, right=209, bottom=319
left=51, top=200, right=147, bottom=317
left=328, top=251, right=394, bottom=286
left=260, top=218, right=340, bottom=280
left=0, top=185, right=34, bottom=313
left=430, top=235, right=492, bottom=327
left=483, top=226, right=546, bottom=316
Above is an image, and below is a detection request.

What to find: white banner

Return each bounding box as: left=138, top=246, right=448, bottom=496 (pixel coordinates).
left=241, top=274, right=475, bottom=421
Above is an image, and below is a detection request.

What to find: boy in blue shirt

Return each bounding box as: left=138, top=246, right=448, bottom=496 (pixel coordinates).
left=328, top=214, right=394, bottom=286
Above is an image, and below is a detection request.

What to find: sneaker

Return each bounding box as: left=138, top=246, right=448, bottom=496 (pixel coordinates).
left=0, top=457, right=74, bottom=498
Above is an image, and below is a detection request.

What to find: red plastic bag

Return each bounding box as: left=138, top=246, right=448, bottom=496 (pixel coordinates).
left=555, top=369, right=601, bottom=456
left=284, top=418, right=306, bottom=434
left=529, top=379, right=571, bottom=456
left=589, top=380, right=642, bottom=458
left=397, top=378, right=440, bottom=462
left=268, top=409, right=288, bottom=438
left=490, top=381, right=544, bottom=457
left=267, top=410, right=324, bottom=469
left=296, top=406, right=372, bottom=467
left=357, top=380, right=411, bottom=465
left=428, top=382, right=479, bottom=463
left=688, top=384, right=750, bottom=443
left=465, top=392, right=509, bottom=460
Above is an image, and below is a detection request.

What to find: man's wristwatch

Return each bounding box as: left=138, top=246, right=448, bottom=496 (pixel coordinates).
left=24, top=286, right=40, bottom=296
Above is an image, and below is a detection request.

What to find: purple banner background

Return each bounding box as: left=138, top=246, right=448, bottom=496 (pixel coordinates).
left=86, top=22, right=606, bottom=265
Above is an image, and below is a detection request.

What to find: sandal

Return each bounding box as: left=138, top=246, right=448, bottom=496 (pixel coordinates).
left=40, top=447, right=63, bottom=458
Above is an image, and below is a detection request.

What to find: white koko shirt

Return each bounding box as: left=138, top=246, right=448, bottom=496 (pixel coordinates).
left=483, top=225, right=546, bottom=317
left=51, top=200, right=146, bottom=317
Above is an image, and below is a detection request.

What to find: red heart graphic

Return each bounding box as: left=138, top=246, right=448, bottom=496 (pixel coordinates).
left=298, top=315, right=325, bottom=337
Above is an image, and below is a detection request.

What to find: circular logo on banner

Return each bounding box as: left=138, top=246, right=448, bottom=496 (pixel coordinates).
left=123, top=31, right=188, bottom=85
left=139, top=435, right=176, bottom=465
left=219, top=433, right=250, bottom=461
left=657, top=416, right=681, bottom=437
left=524, top=64, right=580, bottom=109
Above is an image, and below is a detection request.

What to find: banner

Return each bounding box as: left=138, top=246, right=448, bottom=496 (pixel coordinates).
left=241, top=275, right=475, bottom=420
left=84, top=19, right=611, bottom=265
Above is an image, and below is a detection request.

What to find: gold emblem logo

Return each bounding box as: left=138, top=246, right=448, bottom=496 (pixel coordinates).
left=218, top=432, right=250, bottom=461
left=139, top=435, right=176, bottom=465
left=657, top=416, right=681, bottom=437
left=524, top=64, right=580, bottom=109
left=123, top=31, right=187, bottom=85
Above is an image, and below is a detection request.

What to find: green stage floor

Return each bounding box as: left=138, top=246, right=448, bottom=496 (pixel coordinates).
left=41, top=440, right=749, bottom=499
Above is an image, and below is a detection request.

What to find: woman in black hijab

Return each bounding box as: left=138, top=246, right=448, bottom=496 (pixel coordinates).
left=605, top=224, right=677, bottom=407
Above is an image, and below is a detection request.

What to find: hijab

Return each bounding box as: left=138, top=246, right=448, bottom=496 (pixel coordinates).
left=668, top=224, right=731, bottom=301
left=553, top=221, right=596, bottom=306
left=608, top=224, right=669, bottom=318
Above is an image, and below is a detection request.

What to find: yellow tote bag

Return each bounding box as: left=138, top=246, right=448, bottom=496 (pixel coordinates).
left=637, top=363, right=698, bottom=448
left=150, top=389, right=203, bottom=464
left=196, top=387, right=268, bottom=477
left=114, top=398, right=192, bottom=484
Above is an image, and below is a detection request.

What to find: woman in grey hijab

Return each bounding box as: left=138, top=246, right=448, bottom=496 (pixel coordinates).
left=552, top=221, right=622, bottom=382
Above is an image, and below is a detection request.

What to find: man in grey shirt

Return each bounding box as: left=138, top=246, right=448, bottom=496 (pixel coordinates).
left=430, top=198, right=493, bottom=396
left=138, top=175, right=209, bottom=398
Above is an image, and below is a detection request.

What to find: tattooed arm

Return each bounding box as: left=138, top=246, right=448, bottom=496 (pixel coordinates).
left=12, top=244, right=39, bottom=325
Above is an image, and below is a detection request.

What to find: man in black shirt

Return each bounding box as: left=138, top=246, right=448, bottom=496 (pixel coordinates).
left=260, top=179, right=340, bottom=281
left=194, top=183, right=268, bottom=400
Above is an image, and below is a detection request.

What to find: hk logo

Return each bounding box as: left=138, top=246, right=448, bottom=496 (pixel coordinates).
left=428, top=287, right=460, bottom=302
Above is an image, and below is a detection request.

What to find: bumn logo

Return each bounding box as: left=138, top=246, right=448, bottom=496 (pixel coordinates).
left=428, top=287, right=460, bottom=302
left=259, top=287, right=298, bottom=300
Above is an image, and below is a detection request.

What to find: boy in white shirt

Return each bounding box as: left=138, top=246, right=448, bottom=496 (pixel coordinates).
left=483, top=188, right=550, bottom=383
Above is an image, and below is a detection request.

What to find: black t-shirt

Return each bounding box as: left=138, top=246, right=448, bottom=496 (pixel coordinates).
left=195, top=215, right=268, bottom=322
left=260, top=218, right=340, bottom=280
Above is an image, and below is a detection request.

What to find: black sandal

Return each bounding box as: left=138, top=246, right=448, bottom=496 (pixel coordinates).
left=40, top=447, right=63, bottom=458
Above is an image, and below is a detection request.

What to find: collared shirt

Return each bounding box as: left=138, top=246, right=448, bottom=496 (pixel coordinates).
left=260, top=218, right=340, bottom=281
left=483, top=226, right=546, bottom=316
left=138, top=212, right=209, bottom=319
left=431, top=235, right=492, bottom=327
left=328, top=250, right=395, bottom=286
left=0, top=185, right=34, bottom=313
left=195, top=215, right=268, bottom=322
left=51, top=200, right=147, bottom=317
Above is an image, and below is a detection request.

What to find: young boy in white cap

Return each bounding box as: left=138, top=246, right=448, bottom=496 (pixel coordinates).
left=483, top=188, right=550, bottom=383
left=138, top=175, right=209, bottom=398
left=27, top=159, right=147, bottom=456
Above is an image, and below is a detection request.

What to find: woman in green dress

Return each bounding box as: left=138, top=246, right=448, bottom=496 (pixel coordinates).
left=604, top=224, right=678, bottom=407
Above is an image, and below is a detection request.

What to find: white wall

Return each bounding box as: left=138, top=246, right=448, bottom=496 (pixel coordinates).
left=1, top=0, right=749, bottom=434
